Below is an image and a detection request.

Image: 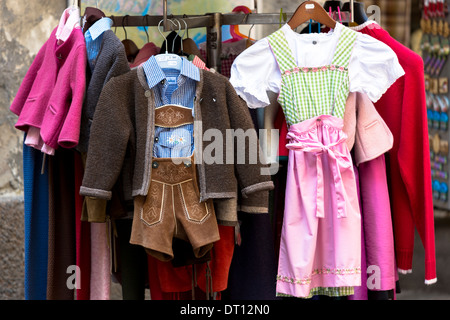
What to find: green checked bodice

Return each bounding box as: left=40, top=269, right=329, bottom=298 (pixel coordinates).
left=267, top=25, right=357, bottom=127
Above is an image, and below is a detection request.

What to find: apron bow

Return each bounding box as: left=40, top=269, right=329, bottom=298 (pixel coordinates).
left=286, top=131, right=352, bottom=219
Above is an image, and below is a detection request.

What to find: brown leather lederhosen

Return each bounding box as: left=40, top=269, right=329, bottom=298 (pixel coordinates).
left=130, top=104, right=220, bottom=262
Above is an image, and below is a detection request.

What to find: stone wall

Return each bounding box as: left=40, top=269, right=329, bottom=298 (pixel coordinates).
left=0, top=0, right=67, bottom=300
left=0, top=0, right=67, bottom=198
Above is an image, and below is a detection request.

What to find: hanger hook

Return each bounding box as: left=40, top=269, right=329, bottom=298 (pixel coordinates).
left=179, top=19, right=188, bottom=53
left=111, top=15, right=117, bottom=34
left=158, top=19, right=178, bottom=54
left=173, top=18, right=186, bottom=40
left=181, top=18, right=188, bottom=39
left=183, top=14, right=189, bottom=38
left=248, top=23, right=255, bottom=39
left=157, top=20, right=167, bottom=53
left=143, top=15, right=150, bottom=43
left=172, top=19, right=183, bottom=54
left=122, top=15, right=129, bottom=39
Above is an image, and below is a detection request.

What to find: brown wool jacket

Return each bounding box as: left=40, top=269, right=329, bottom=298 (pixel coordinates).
left=80, top=67, right=274, bottom=224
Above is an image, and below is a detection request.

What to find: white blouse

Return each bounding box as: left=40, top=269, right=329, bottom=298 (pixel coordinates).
left=229, top=22, right=405, bottom=109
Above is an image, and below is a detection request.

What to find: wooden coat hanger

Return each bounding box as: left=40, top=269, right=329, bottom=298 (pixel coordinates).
left=288, top=1, right=337, bottom=30
left=82, top=7, right=105, bottom=33
left=226, top=6, right=254, bottom=43
left=179, top=18, right=203, bottom=59
left=121, top=15, right=139, bottom=62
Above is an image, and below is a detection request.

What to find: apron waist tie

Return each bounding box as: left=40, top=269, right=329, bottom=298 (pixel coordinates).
left=286, top=132, right=352, bottom=219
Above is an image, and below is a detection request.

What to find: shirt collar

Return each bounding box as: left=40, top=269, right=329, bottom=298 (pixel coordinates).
left=56, top=6, right=81, bottom=42
left=142, top=55, right=200, bottom=89
left=86, top=17, right=113, bottom=41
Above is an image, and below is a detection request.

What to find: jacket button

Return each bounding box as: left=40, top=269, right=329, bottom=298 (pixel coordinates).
left=145, top=90, right=151, bottom=97
left=155, top=137, right=159, bottom=142
left=152, top=161, right=159, bottom=169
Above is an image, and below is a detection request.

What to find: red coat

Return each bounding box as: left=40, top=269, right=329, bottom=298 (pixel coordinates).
left=358, top=22, right=436, bottom=284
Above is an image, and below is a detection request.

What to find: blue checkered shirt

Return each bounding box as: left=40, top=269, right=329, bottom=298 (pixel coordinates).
left=142, top=55, right=200, bottom=158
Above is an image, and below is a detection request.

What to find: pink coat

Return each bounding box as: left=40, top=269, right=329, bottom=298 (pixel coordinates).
left=343, top=92, right=394, bottom=165
left=10, top=26, right=86, bottom=150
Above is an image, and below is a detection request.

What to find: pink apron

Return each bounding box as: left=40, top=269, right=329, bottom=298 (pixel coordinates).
left=276, top=115, right=362, bottom=298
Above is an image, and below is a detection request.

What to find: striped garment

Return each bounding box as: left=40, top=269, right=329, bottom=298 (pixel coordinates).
left=84, top=17, right=113, bottom=72
left=142, top=55, right=200, bottom=158
left=267, top=25, right=357, bottom=127
left=277, top=286, right=355, bottom=299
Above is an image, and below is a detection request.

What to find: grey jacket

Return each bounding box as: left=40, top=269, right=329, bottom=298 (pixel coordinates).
left=80, top=67, right=274, bottom=224
left=77, top=29, right=130, bottom=153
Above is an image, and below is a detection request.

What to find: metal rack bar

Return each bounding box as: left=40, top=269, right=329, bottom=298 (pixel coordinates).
left=207, top=13, right=223, bottom=72
left=109, top=12, right=352, bottom=29
left=109, top=14, right=213, bottom=30
left=109, top=13, right=296, bottom=29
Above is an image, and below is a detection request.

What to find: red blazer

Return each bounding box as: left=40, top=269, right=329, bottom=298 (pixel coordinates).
left=358, top=22, right=436, bottom=284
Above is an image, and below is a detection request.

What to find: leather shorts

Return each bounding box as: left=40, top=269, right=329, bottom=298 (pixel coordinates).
left=130, top=155, right=220, bottom=262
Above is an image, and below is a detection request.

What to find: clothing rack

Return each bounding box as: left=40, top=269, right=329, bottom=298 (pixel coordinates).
left=109, top=12, right=297, bottom=71
left=86, top=0, right=354, bottom=74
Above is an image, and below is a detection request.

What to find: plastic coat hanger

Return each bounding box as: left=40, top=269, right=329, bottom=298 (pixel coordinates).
left=288, top=1, right=337, bottom=30
left=155, top=19, right=182, bottom=71
left=341, top=1, right=368, bottom=25
left=121, top=15, right=139, bottom=62
left=323, top=1, right=342, bottom=12
left=226, top=6, right=254, bottom=43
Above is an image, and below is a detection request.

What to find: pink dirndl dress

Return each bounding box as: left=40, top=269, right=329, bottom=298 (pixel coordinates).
left=264, top=23, right=363, bottom=298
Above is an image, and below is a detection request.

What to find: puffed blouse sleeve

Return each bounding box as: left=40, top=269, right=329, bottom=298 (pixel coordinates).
left=348, top=33, right=405, bottom=103
left=230, top=38, right=281, bottom=109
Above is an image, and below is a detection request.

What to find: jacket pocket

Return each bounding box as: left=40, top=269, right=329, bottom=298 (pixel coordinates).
left=140, top=181, right=164, bottom=226
left=48, top=104, right=58, bottom=115
left=363, top=120, right=380, bottom=130
left=178, top=180, right=210, bottom=223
